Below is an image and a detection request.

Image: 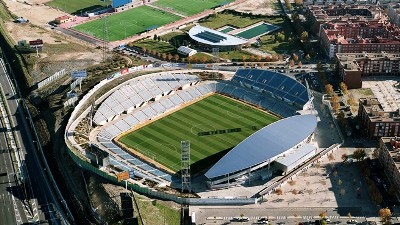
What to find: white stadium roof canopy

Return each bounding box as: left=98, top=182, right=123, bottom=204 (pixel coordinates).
left=204, top=114, right=318, bottom=179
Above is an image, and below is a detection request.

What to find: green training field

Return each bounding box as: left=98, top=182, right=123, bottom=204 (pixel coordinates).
left=153, top=0, right=234, bottom=16
left=118, top=94, right=279, bottom=173
left=236, top=23, right=280, bottom=39
left=47, top=0, right=111, bottom=14
left=73, top=6, right=181, bottom=41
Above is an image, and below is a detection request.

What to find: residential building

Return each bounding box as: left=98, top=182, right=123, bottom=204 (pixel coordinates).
left=378, top=137, right=400, bottom=198
left=336, top=52, right=400, bottom=89
left=306, top=4, right=383, bottom=34
left=388, top=3, right=400, bottom=27
left=358, top=97, right=400, bottom=139
left=320, top=20, right=400, bottom=58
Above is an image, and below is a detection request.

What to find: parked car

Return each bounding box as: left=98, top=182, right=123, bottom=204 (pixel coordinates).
left=347, top=219, right=358, bottom=224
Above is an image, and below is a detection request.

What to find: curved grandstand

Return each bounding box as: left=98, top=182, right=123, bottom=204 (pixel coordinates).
left=67, top=68, right=316, bottom=190
left=188, top=25, right=248, bottom=51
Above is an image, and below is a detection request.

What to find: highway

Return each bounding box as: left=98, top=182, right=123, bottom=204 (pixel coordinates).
left=0, top=57, right=67, bottom=224
left=0, top=115, right=27, bottom=225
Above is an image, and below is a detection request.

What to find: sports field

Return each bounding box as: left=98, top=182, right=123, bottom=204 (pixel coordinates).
left=73, top=6, right=181, bottom=41
left=118, top=94, right=279, bottom=173
left=236, top=23, right=280, bottom=39
left=153, top=0, right=234, bottom=16
left=47, top=0, right=111, bottom=14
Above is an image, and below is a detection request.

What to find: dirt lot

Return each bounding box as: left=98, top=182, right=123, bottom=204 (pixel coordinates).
left=228, top=0, right=282, bottom=15
left=4, top=0, right=103, bottom=84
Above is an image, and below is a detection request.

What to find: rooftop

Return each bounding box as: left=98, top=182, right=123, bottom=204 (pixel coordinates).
left=204, top=114, right=317, bottom=179
left=360, top=97, right=400, bottom=122
left=188, top=25, right=248, bottom=46
left=381, top=137, right=400, bottom=173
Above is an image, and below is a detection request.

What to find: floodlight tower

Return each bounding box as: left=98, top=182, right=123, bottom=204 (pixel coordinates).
left=181, top=141, right=191, bottom=193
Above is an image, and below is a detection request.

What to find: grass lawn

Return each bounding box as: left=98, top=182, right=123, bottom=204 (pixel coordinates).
left=133, top=40, right=176, bottom=54
left=118, top=94, right=279, bottom=173
left=73, top=6, right=181, bottom=41
left=259, top=17, right=302, bottom=54
left=46, top=0, right=111, bottom=14
left=199, top=13, right=264, bottom=29
left=153, top=0, right=234, bottom=16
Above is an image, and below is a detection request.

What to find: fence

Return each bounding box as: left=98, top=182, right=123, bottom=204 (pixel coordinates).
left=37, top=68, right=66, bottom=89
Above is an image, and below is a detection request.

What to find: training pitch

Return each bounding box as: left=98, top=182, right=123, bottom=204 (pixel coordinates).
left=117, top=94, right=279, bottom=173
left=153, top=0, right=234, bottom=16
left=47, top=0, right=111, bottom=14
left=73, top=6, right=181, bottom=41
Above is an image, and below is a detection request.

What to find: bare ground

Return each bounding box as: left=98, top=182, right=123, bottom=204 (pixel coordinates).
left=228, top=0, right=282, bottom=15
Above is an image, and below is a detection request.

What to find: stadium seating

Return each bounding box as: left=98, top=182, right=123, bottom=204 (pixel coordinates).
left=93, top=72, right=199, bottom=125
left=232, top=69, right=310, bottom=107
left=92, top=70, right=311, bottom=185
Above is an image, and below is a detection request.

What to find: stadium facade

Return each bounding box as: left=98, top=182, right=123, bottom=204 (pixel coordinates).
left=188, top=25, right=248, bottom=51
left=66, top=68, right=317, bottom=192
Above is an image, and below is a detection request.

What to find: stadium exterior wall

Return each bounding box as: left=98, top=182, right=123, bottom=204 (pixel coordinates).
left=64, top=68, right=258, bottom=205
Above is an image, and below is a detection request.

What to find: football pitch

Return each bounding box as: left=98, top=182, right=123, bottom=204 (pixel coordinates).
left=73, top=6, right=181, bottom=41
left=153, top=0, right=234, bottom=16
left=117, top=94, right=279, bottom=173
left=47, top=0, right=111, bottom=14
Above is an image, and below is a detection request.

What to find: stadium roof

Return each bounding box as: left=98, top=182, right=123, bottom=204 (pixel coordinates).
left=275, top=144, right=315, bottom=167
left=188, top=25, right=248, bottom=46
left=204, top=114, right=318, bottom=179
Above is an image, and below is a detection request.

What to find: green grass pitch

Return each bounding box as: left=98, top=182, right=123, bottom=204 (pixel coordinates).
left=73, top=6, right=181, bottom=41
left=118, top=94, right=279, bottom=173
left=153, top=0, right=234, bottom=16
left=47, top=0, right=111, bottom=14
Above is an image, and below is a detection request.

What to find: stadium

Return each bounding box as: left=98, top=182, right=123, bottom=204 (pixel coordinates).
left=66, top=68, right=317, bottom=192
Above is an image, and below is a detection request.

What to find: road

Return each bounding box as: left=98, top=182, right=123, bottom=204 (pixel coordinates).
left=0, top=115, right=28, bottom=225
left=0, top=58, right=66, bottom=224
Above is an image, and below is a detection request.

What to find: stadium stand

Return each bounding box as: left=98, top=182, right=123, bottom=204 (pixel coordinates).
left=90, top=69, right=311, bottom=185
left=231, top=69, right=310, bottom=107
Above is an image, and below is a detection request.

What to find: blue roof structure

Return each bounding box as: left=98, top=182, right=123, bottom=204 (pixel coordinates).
left=232, top=69, right=310, bottom=106
left=204, top=114, right=317, bottom=179
left=189, top=25, right=247, bottom=46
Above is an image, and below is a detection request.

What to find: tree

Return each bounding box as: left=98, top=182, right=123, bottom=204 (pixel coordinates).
left=201, top=56, right=207, bottom=64
left=325, top=84, right=334, bottom=95
left=294, top=0, right=303, bottom=6
left=332, top=102, right=340, bottom=112
left=353, top=148, right=367, bottom=161
left=305, top=54, right=311, bottom=61
left=300, top=31, right=309, bottom=42
left=331, top=95, right=339, bottom=104
left=341, top=153, right=348, bottom=161
left=317, top=61, right=323, bottom=72
left=379, top=208, right=392, bottom=224
left=161, top=53, right=167, bottom=61
left=293, top=53, right=299, bottom=62
left=298, top=61, right=302, bottom=67
left=340, top=82, right=348, bottom=95
left=152, top=49, right=157, bottom=56
left=153, top=34, right=157, bottom=40
left=289, top=59, right=295, bottom=67
left=167, top=53, right=173, bottom=62
left=271, top=54, right=278, bottom=61
left=141, top=46, right=146, bottom=54
left=319, top=211, right=327, bottom=219
left=257, top=55, right=262, bottom=62
left=242, top=54, right=247, bottom=62
left=173, top=54, right=179, bottom=62
left=279, top=54, right=284, bottom=61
